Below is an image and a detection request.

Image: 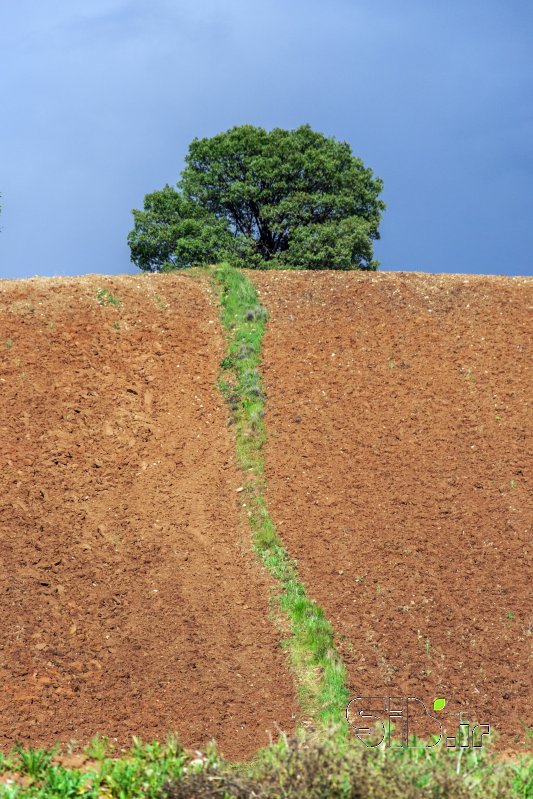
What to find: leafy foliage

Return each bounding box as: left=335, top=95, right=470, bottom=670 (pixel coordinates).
left=127, top=185, right=235, bottom=271
left=128, top=125, right=385, bottom=271
left=280, top=215, right=375, bottom=270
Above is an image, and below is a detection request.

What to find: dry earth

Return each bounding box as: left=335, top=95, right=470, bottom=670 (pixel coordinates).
left=0, top=273, right=297, bottom=760
left=1, top=266, right=531, bottom=759
left=252, top=269, right=532, bottom=751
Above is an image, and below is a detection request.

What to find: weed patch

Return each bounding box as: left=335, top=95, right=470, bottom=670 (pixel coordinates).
left=96, top=287, right=120, bottom=307
left=0, top=736, right=188, bottom=798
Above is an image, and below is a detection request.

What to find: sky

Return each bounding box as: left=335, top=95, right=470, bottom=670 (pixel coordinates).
left=1, top=0, right=532, bottom=279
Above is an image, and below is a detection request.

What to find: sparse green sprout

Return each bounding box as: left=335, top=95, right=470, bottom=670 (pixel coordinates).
left=153, top=293, right=168, bottom=310
left=84, top=733, right=113, bottom=761
left=510, top=479, right=517, bottom=489
left=96, top=287, right=120, bottom=307
left=5, top=338, right=14, bottom=349
left=505, top=612, right=514, bottom=621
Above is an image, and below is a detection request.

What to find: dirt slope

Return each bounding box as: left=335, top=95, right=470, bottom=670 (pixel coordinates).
left=252, top=269, right=532, bottom=751
left=0, top=273, right=296, bottom=759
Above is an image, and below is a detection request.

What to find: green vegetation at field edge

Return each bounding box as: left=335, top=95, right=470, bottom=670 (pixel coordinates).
left=1, top=726, right=531, bottom=798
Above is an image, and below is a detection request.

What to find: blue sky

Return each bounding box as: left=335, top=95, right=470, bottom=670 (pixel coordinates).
left=1, top=0, right=532, bottom=278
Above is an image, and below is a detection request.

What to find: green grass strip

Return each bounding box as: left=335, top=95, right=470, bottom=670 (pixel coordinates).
left=210, top=262, right=350, bottom=728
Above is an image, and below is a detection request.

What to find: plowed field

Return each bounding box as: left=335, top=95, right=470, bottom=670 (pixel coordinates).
left=252, top=269, right=532, bottom=750
left=0, top=274, right=297, bottom=759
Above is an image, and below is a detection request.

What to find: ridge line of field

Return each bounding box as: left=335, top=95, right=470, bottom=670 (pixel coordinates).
left=209, top=262, right=350, bottom=728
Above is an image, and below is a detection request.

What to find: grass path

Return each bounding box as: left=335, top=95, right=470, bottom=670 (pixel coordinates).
left=210, top=262, right=350, bottom=729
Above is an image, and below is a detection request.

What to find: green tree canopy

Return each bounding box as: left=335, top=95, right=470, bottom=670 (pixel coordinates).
left=128, top=124, right=385, bottom=271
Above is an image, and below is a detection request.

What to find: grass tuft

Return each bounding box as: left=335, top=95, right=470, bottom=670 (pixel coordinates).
left=96, top=287, right=120, bottom=307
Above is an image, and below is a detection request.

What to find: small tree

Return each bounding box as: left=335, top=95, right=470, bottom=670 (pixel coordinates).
left=129, top=125, right=385, bottom=271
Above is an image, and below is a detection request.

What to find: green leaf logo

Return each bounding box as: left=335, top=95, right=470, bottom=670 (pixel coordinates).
left=433, top=698, right=446, bottom=711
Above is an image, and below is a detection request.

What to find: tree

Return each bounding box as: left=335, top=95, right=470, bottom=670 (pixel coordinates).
left=128, top=124, right=385, bottom=271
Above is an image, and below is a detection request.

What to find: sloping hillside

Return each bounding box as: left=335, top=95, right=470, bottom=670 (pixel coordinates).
left=1, top=267, right=531, bottom=760
left=252, top=269, right=532, bottom=750
left=0, top=274, right=297, bottom=759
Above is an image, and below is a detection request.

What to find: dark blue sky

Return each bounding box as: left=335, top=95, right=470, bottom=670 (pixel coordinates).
left=1, top=0, right=532, bottom=278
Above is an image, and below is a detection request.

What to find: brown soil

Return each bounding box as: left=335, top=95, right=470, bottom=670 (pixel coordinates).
left=252, top=269, right=532, bottom=752
left=0, top=273, right=297, bottom=760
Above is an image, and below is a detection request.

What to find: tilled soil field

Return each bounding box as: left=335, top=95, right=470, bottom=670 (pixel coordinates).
left=252, top=269, right=532, bottom=751
left=0, top=273, right=297, bottom=759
